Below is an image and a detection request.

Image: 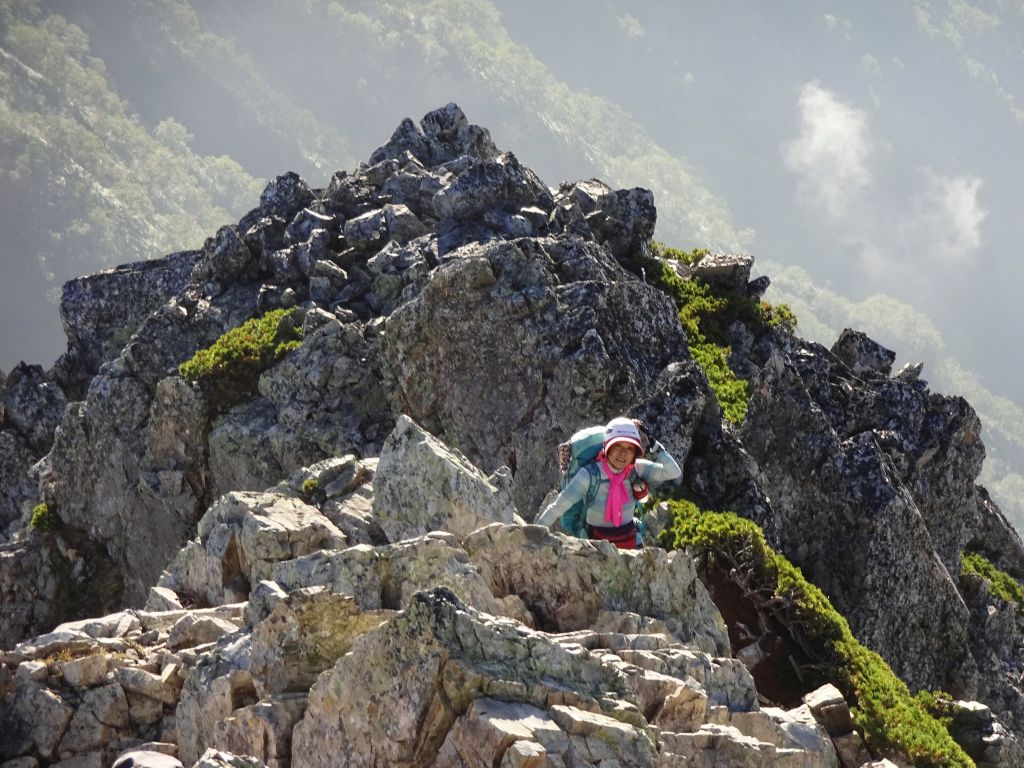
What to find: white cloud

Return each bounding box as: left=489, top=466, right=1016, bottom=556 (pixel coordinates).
left=782, top=82, right=873, bottom=218
left=913, top=0, right=1000, bottom=47
left=861, top=54, right=882, bottom=79
left=617, top=14, right=645, bottom=40
left=824, top=14, right=852, bottom=37
left=907, top=171, right=988, bottom=264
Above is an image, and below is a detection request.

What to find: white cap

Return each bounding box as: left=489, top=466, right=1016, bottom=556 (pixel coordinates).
left=603, top=417, right=644, bottom=456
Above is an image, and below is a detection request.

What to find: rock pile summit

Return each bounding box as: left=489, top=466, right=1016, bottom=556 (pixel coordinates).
left=1, top=104, right=1023, bottom=767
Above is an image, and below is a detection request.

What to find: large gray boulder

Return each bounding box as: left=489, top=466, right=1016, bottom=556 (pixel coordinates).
left=290, top=588, right=834, bottom=768
left=381, top=236, right=689, bottom=517
left=57, top=250, right=200, bottom=388
left=371, top=415, right=521, bottom=543
left=37, top=367, right=215, bottom=608
left=156, top=490, right=346, bottom=608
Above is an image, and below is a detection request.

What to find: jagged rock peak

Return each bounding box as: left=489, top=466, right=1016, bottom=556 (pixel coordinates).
left=2, top=103, right=1024, bottom=766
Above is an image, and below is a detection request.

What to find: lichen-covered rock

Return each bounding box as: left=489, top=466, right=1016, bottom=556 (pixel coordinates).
left=585, top=187, right=657, bottom=261
left=256, top=317, right=392, bottom=459
left=371, top=415, right=521, bottom=543
left=369, top=102, right=498, bottom=169
left=0, top=432, right=39, bottom=539
left=830, top=328, right=896, bottom=378
left=463, top=523, right=730, bottom=657
left=290, top=588, right=644, bottom=768
left=381, top=237, right=689, bottom=517
left=269, top=532, right=499, bottom=615
left=158, top=491, right=345, bottom=607
left=176, top=635, right=255, bottom=767
left=256, top=172, right=315, bottom=222
left=432, top=152, right=553, bottom=223
left=35, top=370, right=212, bottom=608
left=57, top=251, right=200, bottom=387
left=740, top=343, right=977, bottom=696
left=1, top=364, right=68, bottom=455
left=248, top=587, right=390, bottom=697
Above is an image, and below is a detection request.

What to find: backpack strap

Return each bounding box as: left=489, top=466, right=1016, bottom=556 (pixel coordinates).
left=582, top=462, right=601, bottom=508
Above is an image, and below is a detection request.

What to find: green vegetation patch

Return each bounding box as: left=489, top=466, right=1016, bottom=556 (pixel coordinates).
left=179, top=308, right=302, bottom=413
left=628, top=242, right=796, bottom=424
left=666, top=500, right=973, bottom=768
left=30, top=502, right=57, bottom=531
left=961, top=551, right=1024, bottom=610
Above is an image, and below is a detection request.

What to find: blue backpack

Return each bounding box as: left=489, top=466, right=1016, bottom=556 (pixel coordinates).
left=558, top=426, right=646, bottom=542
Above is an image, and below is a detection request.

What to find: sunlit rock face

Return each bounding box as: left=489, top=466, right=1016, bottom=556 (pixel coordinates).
left=2, top=103, right=1024, bottom=766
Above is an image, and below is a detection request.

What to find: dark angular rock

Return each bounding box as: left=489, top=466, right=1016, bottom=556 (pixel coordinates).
left=588, top=187, right=657, bottom=260
left=831, top=328, right=897, bottom=378
left=368, top=117, right=431, bottom=167
left=746, top=274, right=771, bottom=299
left=740, top=344, right=978, bottom=696
left=191, top=226, right=258, bottom=286
left=343, top=208, right=387, bottom=250
left=1, top=364, right=67, bottom=454
left=258, top=172, right=315, bottom=221
left=57, top=250, right=200, bottom=388
left=243, top=215, right=287, bottom=268
left=0, top=432, right=35, bottom=538
left=432, top=152, right=554, bottom=222
left=284, top=208, right=339, bottom=247
left=325, top=171, right=377, bottom=219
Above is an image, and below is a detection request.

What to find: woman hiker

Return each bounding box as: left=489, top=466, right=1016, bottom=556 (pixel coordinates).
left=536, top=417, right=681, bottom=549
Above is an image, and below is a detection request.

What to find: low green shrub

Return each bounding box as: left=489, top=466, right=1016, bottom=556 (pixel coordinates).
left=961, top=551, right=1024, bottom=610
left=301, top=478, right=319, bottom=496
left=30, top=502, right=56, bottom=531
left=178, top=308, right=302, bottom=413
left=666, top=500, right=973, bottom=768
left=630, top=242, right=797, bottom=424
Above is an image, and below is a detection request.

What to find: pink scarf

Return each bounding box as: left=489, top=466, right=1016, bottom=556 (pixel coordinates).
left=599, top=455, right=632, bottom=527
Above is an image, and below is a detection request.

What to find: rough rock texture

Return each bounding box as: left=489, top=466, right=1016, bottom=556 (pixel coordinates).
left=381, top=236, right=689, bottom=517
left=692, top=252, right=754, bottom=295
left=740, top=343, right=977, bottom=695
left=463, top=523, right=730, bottom=657
left=0, top=430, right=38, bottom=539
left=57, top=251, right=201, bottom=391
left=372, top=415, right=521, bottom=542
left=4, top=102, right=1024, bottom=765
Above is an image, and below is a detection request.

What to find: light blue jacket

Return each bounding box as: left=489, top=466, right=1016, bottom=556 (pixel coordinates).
left=536, top=442, right=682, bottom=529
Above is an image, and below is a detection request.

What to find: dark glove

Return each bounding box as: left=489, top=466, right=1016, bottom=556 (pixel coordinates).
left=632, top=419, right=657, bottom=453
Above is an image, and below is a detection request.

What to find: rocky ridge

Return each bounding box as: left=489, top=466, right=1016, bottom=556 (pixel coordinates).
left=0, top=103, right=1022, bottom=767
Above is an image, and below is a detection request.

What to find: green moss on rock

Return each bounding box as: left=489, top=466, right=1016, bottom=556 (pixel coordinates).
left=178, top=308, right=302, bottom=413
left=665, top=499, right=973, bottom=768
left=30, top=502, right=56, bottom=531
left=961, top=551, right=1024, bottom=610
left=629, top=242, right=796, bottom=424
